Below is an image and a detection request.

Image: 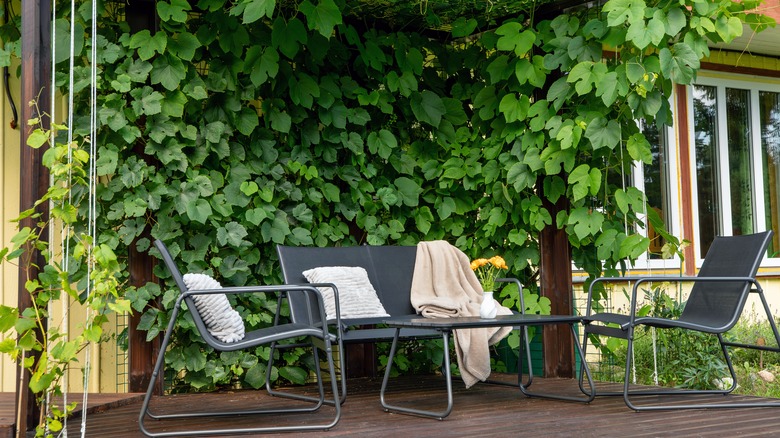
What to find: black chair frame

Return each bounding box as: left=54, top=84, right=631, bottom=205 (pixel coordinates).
left=139, top=240, right=341, bottom=436
left=580, top=231, right=780, bottom=411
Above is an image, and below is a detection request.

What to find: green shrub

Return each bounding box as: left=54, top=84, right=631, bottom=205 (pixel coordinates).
left=595, top=287, right=780, bottom=395
left=599, top=286, right=727, bottom=390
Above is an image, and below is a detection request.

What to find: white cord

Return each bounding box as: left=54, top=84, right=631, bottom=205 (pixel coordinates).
left=640, top=127, right=659, bottom=386
left=617, top=146, right=639, bottom=384
left=80, top=0, right=99, bottom=435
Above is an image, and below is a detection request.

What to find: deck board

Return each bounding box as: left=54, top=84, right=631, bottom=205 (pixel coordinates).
left=4, top=375, right=780, bottom=437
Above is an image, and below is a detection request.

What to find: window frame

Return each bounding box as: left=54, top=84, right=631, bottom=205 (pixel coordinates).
left=687, top=72, right=780, bottom=267
left=628, top=116, right=682, bottom=270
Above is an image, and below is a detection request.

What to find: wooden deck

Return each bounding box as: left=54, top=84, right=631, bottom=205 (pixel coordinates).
left=0, top=392, right=146, bottom=438
left=5, top=374, right=780, bottom=437
left=0, top=375, right=780, bottom=438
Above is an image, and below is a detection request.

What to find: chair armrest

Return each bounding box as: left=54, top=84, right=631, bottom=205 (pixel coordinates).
left=299, top=282, right=344, bottom=336
left=586, top=275, right=761, bottom=321
left=180, top=284, right=337, bottom=338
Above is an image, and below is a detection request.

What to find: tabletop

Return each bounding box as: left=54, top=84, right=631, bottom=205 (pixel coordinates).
left=384, top=313, right=583, bottom=330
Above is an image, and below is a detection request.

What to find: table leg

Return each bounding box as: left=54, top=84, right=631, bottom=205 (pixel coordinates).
left=518, top=323, right=595, bottom=403
left=380, top=328, right=454, bottom=419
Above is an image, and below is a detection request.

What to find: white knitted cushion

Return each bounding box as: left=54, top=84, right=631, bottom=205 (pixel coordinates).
left=182, top=273, right=245, bottom=343
left=302, top=266, right=390, bottom=320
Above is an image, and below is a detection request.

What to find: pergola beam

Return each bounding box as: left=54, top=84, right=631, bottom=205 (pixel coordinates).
left=18, top=0, right=51, bottom=434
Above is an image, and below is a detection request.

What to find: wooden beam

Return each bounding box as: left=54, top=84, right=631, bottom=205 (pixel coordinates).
left=675, top=84, right=696, bottom=275
left=18, top=0, right=51, bottom=434
left=538, top=189, right=574, bottom=378
left=127, top=243, right=161, bottom=393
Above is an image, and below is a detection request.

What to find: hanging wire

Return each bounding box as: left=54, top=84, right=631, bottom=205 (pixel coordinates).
left=640, top=124, right=659, bottom=386
left=81, top=0, right=100, bottom=434
left=45, top=0, right=60, bottom=434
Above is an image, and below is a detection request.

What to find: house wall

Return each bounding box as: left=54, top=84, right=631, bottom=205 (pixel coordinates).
left=0, top=60, right=21, bottom=393
left=0, top=62, right=125, bottom=393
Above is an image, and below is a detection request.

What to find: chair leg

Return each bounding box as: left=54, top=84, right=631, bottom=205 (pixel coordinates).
left=139, top=332, right=341, bottom=436
left=620, top=329, right=780, bottom=411
left=518, top=323, right=595, bottom=403
left=265, top=339, right=343, bottom=407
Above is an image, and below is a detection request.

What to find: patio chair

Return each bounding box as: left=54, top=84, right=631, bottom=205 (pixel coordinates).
left=581, top=231, right=780, bottom=411
left=138, top=240, right=341, bottom=437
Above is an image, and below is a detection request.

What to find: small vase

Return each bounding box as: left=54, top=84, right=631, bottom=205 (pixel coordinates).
left=480, top=291, right=497, bottom=319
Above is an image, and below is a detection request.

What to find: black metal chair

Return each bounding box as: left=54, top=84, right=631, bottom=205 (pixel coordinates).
left=581, top=231, right=780, bottom=410
left=138, top=240, right=341, bottom=437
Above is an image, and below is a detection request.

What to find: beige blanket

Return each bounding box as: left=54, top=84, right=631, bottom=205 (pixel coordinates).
left=410, top=240, right=512, bottom=388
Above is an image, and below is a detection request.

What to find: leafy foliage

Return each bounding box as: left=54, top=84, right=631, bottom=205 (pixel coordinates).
left=0, top=110, right=129, bottom=435
left=604, top=286, right=727, bottom=389
left=7, top=0, right=769, bottom=393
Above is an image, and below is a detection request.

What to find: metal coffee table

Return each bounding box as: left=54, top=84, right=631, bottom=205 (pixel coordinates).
left=380, top=314, right=595, bottom=419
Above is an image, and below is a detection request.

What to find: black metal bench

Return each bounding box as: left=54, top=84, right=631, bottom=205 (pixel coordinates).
left=276, top=245, right=440, bottom=342
left=276, top=245, right=444, bottom=402
left=275, top=245, right=534, bottom=400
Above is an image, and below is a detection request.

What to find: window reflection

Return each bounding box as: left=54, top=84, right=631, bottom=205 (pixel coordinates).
left=693, top=85, right=720, bottom=256
left=761, top=91, right=780, bottom=257
left=640, top=121, right=670, bottom=259
left=726, top=88, right=754, bottom=237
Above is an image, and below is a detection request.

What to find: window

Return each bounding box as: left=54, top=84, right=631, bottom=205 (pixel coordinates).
left=690, top=75, right=780, bottom=262
left=760, top=91, right=780, bottom=258
left=638, top=121, right=674, bottom=259
left=626, top=119, right=679, bottom=266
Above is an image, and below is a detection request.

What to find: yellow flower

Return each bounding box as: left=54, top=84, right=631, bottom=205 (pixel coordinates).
left=470, top=255, right=508, bottom=292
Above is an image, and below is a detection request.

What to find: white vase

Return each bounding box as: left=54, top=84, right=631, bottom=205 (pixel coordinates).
left=480, top=291, right=497, bottom=319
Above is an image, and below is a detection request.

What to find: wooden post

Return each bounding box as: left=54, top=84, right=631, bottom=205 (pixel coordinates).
left=533, top=2, right=576, bottom=378
left=18, top=0, right=51, bottom=434
left=538, top=188, right=575, bottom=378
left=123, top=0, right=165, bottom=394
left=127, top=242, right=161, bottom=393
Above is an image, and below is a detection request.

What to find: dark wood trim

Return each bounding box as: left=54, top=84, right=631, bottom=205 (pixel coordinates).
left=18, top=0, right=51, bottom=434
left=538, top=192, right=574, bottom=378
left=345, top=343, right=377, bottom=379
left=127, top=243, right=160, bottom=394
left=674, top=84, right=696, bottom=275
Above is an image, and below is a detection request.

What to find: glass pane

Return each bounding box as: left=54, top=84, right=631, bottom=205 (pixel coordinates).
left=760, top=91, right=780, bottom=257
left=725, top=88, right=754, bottom=236
left=693, top=85, right=721, bottom=256
left=641, top=121, right=670, bottom=259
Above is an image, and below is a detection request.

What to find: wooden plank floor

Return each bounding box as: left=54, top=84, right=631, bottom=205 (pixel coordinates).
left=6, top=374, right=780, bottom=437
left=0, top=392, right=145, bottom=438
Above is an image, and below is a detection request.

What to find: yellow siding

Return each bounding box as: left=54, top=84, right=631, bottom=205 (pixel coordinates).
left=704, top=49, right=780, bottom=72
left=1, top=58, right=21, bottom=392
left=0, top=70, right=125, bottom=393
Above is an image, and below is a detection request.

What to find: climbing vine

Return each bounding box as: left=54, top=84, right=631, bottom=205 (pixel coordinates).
left=1, top=0, right=774, bottom=394
left=0, top=109, right=129, bottom=435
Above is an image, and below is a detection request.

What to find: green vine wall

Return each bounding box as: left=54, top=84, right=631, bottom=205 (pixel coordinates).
left=3, top=0, right=773, bottom=393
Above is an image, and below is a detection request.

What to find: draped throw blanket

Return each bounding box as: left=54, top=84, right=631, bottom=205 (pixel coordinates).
left=410, top=240, right=513, bottom=388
